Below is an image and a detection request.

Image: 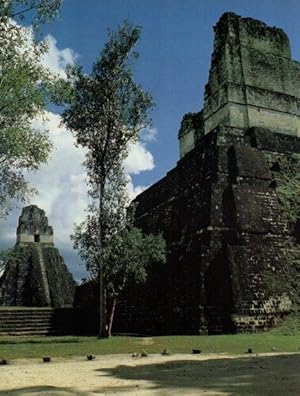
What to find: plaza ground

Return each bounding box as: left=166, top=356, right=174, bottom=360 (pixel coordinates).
left=1, top=329, right=300, bottom=395
left=0, top=352, right=300, bottom=395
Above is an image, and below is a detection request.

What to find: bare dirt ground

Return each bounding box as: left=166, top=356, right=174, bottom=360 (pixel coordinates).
left=0, top=352, right=299, bottom=395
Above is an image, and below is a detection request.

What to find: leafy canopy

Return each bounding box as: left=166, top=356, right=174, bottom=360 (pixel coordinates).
left=62, top=21, right=153, bottom=196
left=1, top=0, right=61, bottom=27
left=63, top=20, right=155, bottom=270
left=105, top=226, right=166, bottom=297
left=63, top=21, right=165, bottom=336
left=0, top=0, right=66, bottom=216
left=275, top=154, right=300, bottom=224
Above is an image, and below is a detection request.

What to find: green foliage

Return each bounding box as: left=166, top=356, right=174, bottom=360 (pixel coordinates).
left=1, top=0, right=61, bottom=28
left=273, top=154, right=300, bottom=224
left=65, top=21, right=155, bottom=266
left=106, top=227, right=166, bottom=297
left=267, top=154, right=300, bottom=311
left=286, top=245, right=300, bottom=308
left=63, top=22, right=153, bottom=187
left=270, top=313, right=300, bottom=336
left=63, top=21, right=158, bottom=336
left=0, top=0, right=65, bottom=217
left=0, top=244, right=28, bottom=264
left=0, top=247, right=23, bottom=262
left=62, top=21, right=154, bottom=195
left=0, top=245, right=31, bottom=272
left=71, top=165, right=131, bottom=277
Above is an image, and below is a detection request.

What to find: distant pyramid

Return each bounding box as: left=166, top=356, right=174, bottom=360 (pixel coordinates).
left=0, top=205, right=75, bottom=307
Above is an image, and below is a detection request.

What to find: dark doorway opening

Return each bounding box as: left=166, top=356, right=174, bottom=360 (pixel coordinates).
left=34, top=234, right=40, bottom=242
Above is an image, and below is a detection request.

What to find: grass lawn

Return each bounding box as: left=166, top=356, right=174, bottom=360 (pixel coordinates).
left=1, top=315, right=300, bottom=360
left=0, top=332, right=299, bottom=360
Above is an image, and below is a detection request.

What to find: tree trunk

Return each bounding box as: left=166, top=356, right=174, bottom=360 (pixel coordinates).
left=108, top=296, right=117, bottom=337
left=98, top=180, right=108, bottom=338
left=98, top=267, right=107, bottom=338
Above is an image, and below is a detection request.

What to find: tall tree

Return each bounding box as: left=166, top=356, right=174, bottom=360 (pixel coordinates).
left=0, top=0, right=63, bottom=216
left=72, top=166, right=166, bottom=336
left=62, top=21, right=157, bottom=337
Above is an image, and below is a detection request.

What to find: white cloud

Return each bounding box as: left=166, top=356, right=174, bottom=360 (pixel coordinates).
left=126, top=177, right=148, bottom=201
left=28, top=112, right=87, bottom=245
left=40, top=35, right=77, bottom=78
left=0, top=24, right=155, bottom=280
left=0, top=111, right=156, bottom=280
left=7, top=19, right=77, bottom=79
left=28, top=115, right=154, bottom=246
left=124, top=139, right=155, bottom=175
left=140, top=127, right=158, bottom=142
left=29, top=116, right=155, bottom=277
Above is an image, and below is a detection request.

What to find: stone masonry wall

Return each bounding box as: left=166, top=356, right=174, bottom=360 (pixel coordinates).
left=114, top=13, right=300, bottom=335
left=203, top=13, right=300, bottom=137
left=114, top=126, right=296, bottom=335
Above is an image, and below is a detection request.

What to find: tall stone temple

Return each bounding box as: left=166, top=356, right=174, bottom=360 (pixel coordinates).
left=115, top=13, right=300, bottom=334
left=0, top=205, right=75, bottom=307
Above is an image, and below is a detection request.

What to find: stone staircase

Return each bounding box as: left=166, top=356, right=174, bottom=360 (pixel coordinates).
left=0, top=307, right=76, bottom=336
left=33, top=243, right=51, bottom=306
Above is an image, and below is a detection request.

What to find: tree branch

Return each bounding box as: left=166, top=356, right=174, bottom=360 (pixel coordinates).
left=12, top=6, right=36, bottom=18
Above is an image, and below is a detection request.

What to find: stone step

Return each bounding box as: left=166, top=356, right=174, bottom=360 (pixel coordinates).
left=0, top=309, right=54, bottom=314
left=0, top=329, right=57, bottom=336
left=0, top=317, right=53, bottom=322
left=33, top=243, right=51, bottom=305
left=0, top=327, right=54, bottom=333
left=0, top=321, right=53, bottom=329
left=0, top=316, right=53, bottom=321
left=0, top=307, right=76, bottom=336
left=0, top=319, right=53, bottom=323
left=0, top=327, right=55, bottom=335
left=0, top=312, right=54, bottom=318
left=0, top=309, right=53, bottom=315
left=0, top=315, right=53, bottom=319
left=0, top=319, right=55, bottom=326
left=0, top=308, right=55, bottom=316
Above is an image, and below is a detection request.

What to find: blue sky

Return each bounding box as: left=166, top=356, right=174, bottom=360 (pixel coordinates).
left=42, top=0, right=300, bottom=187
left=1, top=0, right=300, bottom=281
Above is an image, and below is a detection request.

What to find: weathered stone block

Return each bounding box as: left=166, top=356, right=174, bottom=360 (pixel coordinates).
left=203, top=12, right=300, bottom=139
left=247, top=127, right=300, bottom=153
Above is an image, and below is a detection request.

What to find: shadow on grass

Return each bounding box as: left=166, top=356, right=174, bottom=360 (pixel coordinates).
left=96, top=353, right=300, bottom=395
left=0, top=386, right=88, bottom=395
left=0, top=385, right=142, bottom=395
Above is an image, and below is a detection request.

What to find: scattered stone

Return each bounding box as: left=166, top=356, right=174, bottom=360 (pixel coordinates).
left=192, top=349, right=201, bottom=354
left=0, top=359, right=8, bottom=365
